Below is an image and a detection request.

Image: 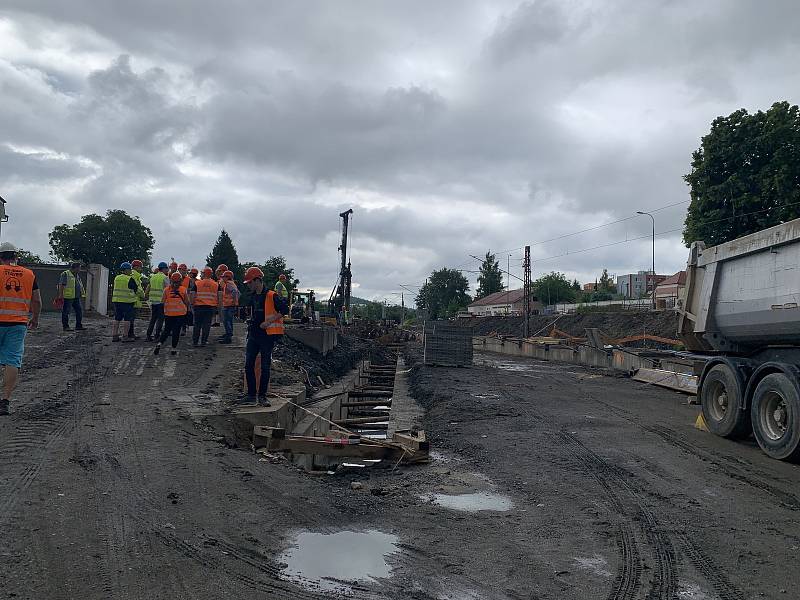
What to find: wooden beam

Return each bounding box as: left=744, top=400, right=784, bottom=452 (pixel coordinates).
left=341, top=400, right=393, bottom=408
left=392, top=430, right=429, bottom=452
left=334, top=416, right=390, bottom=426
left=348, top=390, right=392, bottom=398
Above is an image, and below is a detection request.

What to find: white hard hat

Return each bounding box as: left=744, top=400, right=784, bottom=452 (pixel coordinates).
left=0, top=242, right=18, bottom=253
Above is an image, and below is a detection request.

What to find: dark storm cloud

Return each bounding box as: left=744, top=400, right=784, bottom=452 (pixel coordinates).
left=2, top=1, right=799, bottom=299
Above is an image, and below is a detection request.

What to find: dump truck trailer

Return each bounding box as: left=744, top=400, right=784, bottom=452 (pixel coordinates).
left=677, top=218, right=800, bottom=460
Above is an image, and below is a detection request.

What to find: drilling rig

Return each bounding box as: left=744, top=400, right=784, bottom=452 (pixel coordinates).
left=329, top=209, right=353, bottom=322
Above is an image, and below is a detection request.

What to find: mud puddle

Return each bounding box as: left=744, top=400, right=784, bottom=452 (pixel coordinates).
left=428, top=492, right=513, bottom=512
left=279, top=529, right=400, bottom=594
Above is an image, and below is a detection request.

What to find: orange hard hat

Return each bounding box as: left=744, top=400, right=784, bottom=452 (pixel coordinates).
left=243, top=266, right=264, bottom=283
left=216, top=264, right=228, bottom=272
left=222, top=270, right=234, bottom=279
left=169, top=261, right=178, bottom=269
left=178, top=263, right=188, bottom=270
left=190, top=267, right=199, bottom=274
left=131, top=259, right=143, bottom=268
left=170, top=272, right=183, bottom=282
left=202, top=267, right=213, bottom=277
left=278, top=273, right=287, bottom=281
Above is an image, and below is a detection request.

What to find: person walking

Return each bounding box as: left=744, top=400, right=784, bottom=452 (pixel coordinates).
left=56, top=262, right=86, bottom=331
left=274, top=273, right=289, bottom=299
left=190, top=267, right=220, bottom=347
left=242, top=267, right=288, bottom=405
left=0, top=243, right=42, bottom=415
left=145, top=262, right=170, bottom=341
left=219, top=270, right=240, bottom=344
left=111, top=262, right=141, bottom=342
left=154, top=272, right=189, bottom=356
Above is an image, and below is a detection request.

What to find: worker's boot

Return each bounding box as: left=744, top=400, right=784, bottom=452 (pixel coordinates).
left=237, top=395, right=256, bottom=406
left=0, top=399, right=9, bottom=416
left=257, top=396, right=271, bottom=407
left=153, top=342, right=161, bottom=355
left=112, top=335, right=121, bottom=342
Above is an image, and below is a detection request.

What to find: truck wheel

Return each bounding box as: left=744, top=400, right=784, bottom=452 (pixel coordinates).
left=751, top=373, right=800, bottom=461
left=701, top=364, right=750, bottom=438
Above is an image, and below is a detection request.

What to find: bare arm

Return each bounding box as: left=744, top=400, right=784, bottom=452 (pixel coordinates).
left=30, top=289, right=42, bottom=329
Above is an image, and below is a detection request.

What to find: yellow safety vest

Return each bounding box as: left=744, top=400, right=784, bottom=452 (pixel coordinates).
left=112, top=274, right=136, bottom=304
left=148, top=272, right=168, bottom=304
left=61, top=270, right=85, bottom=300
left=131, top=270, right=145, bottom=307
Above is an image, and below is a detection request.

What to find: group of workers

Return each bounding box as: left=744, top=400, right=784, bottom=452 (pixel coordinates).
left=0, top=242, right=292, bottom=415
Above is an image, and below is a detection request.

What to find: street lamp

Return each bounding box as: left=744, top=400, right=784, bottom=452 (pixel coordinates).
left=0, top=195, right=7, bottom=241
left=636, top=211, right=655, bottom=308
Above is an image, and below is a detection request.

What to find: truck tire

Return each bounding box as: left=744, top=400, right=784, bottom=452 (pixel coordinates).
left=751, top=373, right=800, bottom=461
left=701, top=364, right=750, bottom=438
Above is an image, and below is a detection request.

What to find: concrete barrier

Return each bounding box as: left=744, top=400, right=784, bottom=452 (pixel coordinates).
left=285, top=325, right=338, bottom=355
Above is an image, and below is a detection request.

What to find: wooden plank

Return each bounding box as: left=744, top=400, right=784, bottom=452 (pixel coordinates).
left=392, top=430, right=429, bottom=452
left=334, top=416, right=391, bottom=426
left=348, top=390, right=393, bottom=398
left=341, top=400, right=393, bottom=408
left=269, top=437, right=397, bottom=459
left=610, top=334, right=682, bottom=346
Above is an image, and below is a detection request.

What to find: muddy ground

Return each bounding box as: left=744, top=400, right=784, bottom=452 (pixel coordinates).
left=1, top=314, right=797, bottom=599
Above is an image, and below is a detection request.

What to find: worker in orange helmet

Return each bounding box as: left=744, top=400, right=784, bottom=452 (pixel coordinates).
left=218, top=270, right=240, bottom=344
left=190, top=267, right=221, bottom=347
left=241, top=267, right=288, bottom=405
left=154, top=272, right=190, bottom=356
left=168, top=261, right=178, bottom=276
left=211, top=264, right=228, bottom=329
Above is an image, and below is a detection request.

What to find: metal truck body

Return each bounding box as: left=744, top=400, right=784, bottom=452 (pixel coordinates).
left=677, top=218, right=800, bottom=460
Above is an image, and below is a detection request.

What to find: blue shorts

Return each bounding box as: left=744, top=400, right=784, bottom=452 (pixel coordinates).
left=0, top=325, right=27, bottom=368
left=114, top=302, right=136, bottom=322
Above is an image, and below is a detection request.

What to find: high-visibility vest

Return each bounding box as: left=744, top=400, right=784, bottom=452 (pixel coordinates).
left=0, top=265, right=35, bottom=324
left=163, top=286, right=188, bottom=316
left=193, top=278, right=219, bottom=307
left=263, top=290, right=285, bottom=335
left=111, top=274, right=136, bottom=304
left=131, top=270, right=144, bottom=307
left=222, top=281, right=239, bottom=308
left=274, top=280, right=288, bottom=298
left=148, top=272, right=169, bottom=304
left=61, top=270, right=85, bottom=300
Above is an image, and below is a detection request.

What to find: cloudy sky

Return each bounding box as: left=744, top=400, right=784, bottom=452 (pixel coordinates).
left=2, top=1, right=799, bottom=303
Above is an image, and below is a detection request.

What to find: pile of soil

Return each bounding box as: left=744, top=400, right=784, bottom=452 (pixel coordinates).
left=458, top=310, right=680, bottom=341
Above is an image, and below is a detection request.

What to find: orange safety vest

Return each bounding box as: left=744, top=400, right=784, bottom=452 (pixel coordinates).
left=193, top=278, right=219, bottom=307
left=222, top=281, right=239, bottom=308
left=0, top=265, right=35, bottom=324
left=263, top=289, right=285, bottom=335
left=163, top=286, right=188, bottom=317
left=181, top=275, right=191, bottom=289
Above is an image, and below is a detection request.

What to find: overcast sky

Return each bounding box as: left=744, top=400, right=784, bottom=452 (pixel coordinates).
left=2, top=1, right=799, bottom=303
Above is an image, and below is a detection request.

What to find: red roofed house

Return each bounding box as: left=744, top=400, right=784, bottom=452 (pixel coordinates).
left=654, top=271, right=687, bottom=307
left=466, top=289, right=542, bottom=316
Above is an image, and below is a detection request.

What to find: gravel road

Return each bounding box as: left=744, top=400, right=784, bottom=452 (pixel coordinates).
left=1, top=318, right=796, bottom=599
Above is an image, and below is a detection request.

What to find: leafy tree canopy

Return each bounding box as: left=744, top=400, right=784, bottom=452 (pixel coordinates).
left=242, top=255, right=299, bottom=295
left=49, top=209, right=154, bottom=275
left=684, top=101, right=800, bottom=247
left=206, top=230, right=242, bottom=281
left=415, top=267, right=471, bottom=319
left=17, top=248, right=43, bottom=264
left=476, top=252, right=504, bottom=299
left=598, top=268, right=615, bottom=293
left=533, top=272, right=576, bottom=305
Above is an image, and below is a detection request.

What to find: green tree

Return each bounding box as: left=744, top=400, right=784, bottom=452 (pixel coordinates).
left=242, top=255, right=299, bottom=294
left=49, top=210, right=154, bottom=274
left=598, top=268, right=615, bottom=293
left=476, top=252, right=503, bottom=299
left=533, top=272, right=576, bottom=305
left=683, top=101, right=800, bottom=247
left=206, top=230, right=242, bottom=281
left=415, top=268, right=471, bottom=319
left=17, top=248, right=43, bottom=264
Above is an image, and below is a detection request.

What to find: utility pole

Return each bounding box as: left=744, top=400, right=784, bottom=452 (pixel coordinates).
left=637, top=211, right=656, bottom=309
left=523, top=246, right=531, bottom=338
left=0, top=195, right=7, bottom=241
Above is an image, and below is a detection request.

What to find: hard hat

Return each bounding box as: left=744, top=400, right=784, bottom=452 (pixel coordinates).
left=178, top=263, right=187, bottom=270
left=120, top=262, right=132, bottom=271
left=243, top=266, right=265, bottom=283
left=222, top=270, right=234, bottom=279
left=190, top=267, right=199, bottom=274
left=131, top=259, right=143, bottom=268
left=0, top=242, right=18, bottom=253
left=202, top=267, right=213, bottom=277
left=216, top=264, right=228, bottom=272
left=169, top=261, right=178, bottom=269
left=158, top=261, right=169, bottom=270
left=170, top=272, right=183, bottom=282
left=278, top=273, right=287, bottom=281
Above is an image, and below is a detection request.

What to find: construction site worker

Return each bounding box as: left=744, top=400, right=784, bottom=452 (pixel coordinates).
left=190, top=267, right=221, bottom=347
left=168, top=261, right=179, bottom=277
left=145, top=262, right=170, bottom=341
left=56, top=262, right=86, bottom=331
left=155, top=272, right=189, bottom=356
left=211, top=264, right=228, bottom=328
left=128, top=259, right=147, bottom=339
left=0, top=243, right=41, bottom=416
left=243, top=266, right=288, bottom=405
left=219, top=270, right=240, bottom=344
left=274, top=273, right=289, bottom=299
left=111, top=262, right=141, bottom=342
left=184, top=267, right=198, bottom=333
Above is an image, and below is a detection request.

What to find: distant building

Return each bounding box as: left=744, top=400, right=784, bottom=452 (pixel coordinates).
left=467, top=289, right=542, bottom=316
left=616, top=271, right=668, bottom=299
left=655, top=271, right=687, bottom=306
left=583, top=282, right=597, bottom=292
